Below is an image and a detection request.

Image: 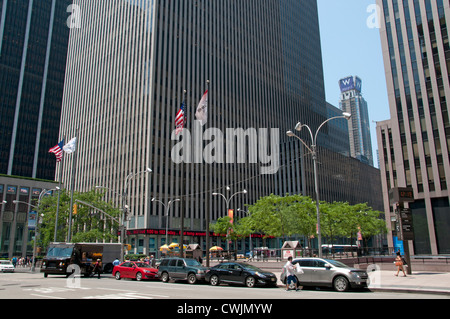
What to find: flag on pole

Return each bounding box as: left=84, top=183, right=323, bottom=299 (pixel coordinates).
left=175, top=101, right=186, bottom=135
left=49, top=140, right=65, bottom=162
left=63, top=137, right=77, bottom=154
left=195, top=90, right=208, bottom=126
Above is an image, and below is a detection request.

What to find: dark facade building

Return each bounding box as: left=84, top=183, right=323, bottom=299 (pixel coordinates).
left=377, top=0, right=450, bottom=254
left=0, top=175, right=57, bottom=257
left=0, top=0, right=71, bottom=180
left=58, top=0, right=383, bottom=255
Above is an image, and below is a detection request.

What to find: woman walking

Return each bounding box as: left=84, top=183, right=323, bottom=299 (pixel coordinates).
left=395, top=252, right=407, bottom=277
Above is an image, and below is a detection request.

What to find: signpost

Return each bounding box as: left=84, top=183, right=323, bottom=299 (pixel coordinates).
left=390, top=187, right=415, bottom=275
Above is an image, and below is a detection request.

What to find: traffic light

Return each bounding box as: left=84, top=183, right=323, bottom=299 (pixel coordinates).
left=73, top=204, right=78, bottom=215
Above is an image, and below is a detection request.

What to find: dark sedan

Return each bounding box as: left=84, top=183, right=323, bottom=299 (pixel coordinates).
left=113, top=261, right=158, bottom=281
left=205, top=262, right=277, bottom=288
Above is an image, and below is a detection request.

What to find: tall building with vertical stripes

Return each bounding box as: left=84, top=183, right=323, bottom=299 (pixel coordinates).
left=59, top=0, right=383, bottom=255
left=377, top=0, right=450, bottom=254
left=0, top=0, right=72, bottom=180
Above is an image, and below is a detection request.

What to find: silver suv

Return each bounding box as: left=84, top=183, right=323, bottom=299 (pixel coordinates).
left=280, top=257, right=369, bottom=292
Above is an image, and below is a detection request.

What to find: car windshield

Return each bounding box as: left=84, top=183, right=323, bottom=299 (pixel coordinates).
left=242, top=264, right=263, bottom=272
left=135, top=262, right=151, bottom=268
left=0, top=261, right=12, bottom=265
left=46, top=247, right=74, bottom=258
left=184, top=259, right=201, bottom=267
left=324, top=259, right=351, bottom=268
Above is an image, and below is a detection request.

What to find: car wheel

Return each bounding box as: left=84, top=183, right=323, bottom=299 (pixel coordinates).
left=245, top=276, right=256, bottom=288
left=210, top=275, right=220, bottom=286
left=115, top=272, right=121, bottom=280
left=161, top=272, right=170, bottom=283
left=333, top=276, right=349, bottom=292
left=187, top=273, right=197, bottom=285
left=136, top=272, right=143, bottom=281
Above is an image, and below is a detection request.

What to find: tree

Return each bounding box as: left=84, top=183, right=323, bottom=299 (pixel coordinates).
left=38, top=189, right=121, bottom=250
left=243, top=194, right=386, bottom=252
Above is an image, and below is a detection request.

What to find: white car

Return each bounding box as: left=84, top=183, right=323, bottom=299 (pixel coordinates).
left=0, top=260, right=15, bottom=273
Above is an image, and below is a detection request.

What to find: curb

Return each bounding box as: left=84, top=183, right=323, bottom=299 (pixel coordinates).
left=369, top=287, right=450, bottom=296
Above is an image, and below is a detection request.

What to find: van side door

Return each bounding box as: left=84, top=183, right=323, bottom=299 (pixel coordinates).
left=296, top=259, right=313, bottom=284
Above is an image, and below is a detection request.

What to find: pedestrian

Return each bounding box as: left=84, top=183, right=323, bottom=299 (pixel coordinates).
left=93, top=259, right=102, bottom=279
left=149, top=255, right=156, bottom=267
left=113, top=258, right=120, bottom=267
left=394, top=251, right=407, bottom=277
left=284, top=256, right=299, bottom=291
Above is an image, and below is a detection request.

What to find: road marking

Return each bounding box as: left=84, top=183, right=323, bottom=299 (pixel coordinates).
left=83, top=292, right=169, bottom=299
left=30, top=294, right=66, bottom=299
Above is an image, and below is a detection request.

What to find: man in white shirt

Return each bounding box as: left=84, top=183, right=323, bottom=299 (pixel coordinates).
left=284, top=256, right=299, bottom=291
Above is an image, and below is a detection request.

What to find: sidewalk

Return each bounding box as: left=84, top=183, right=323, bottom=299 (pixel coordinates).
left=366, top=270, right=450, bottom=295
left=272, top=270, right=450, bottom=296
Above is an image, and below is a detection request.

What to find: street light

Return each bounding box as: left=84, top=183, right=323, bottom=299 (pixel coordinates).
left=152, top=198, right=181, bottom=246
left=122, top=168, right=152, bottom=258
left=287, top=112, right=351, bottom=258
left=15, top=188, right=59, bottom=272
left=212, top=188, right=248, bottom=251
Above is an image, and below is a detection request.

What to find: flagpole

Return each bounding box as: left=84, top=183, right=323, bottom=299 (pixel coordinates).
left=54, top=135, right=65, bottom=242
left=204, top=80, right=210, bottom=267
left=180, top=90, right=187, bottom=258
left=67, top=129, right=79, bottom=242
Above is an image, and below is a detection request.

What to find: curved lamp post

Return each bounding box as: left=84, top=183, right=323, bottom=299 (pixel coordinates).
left=152, top=198, right=181, bottom=246
left=287, top=112, right=351, bottom=258
left=212, top=188, right=248, bottom=251
left=14, top=187, right=60, bottom=272
left=96, top=167, right=152, bottom=260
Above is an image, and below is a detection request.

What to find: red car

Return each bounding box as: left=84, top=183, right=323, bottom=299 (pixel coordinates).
left=113, top=262, right=158, bottom=281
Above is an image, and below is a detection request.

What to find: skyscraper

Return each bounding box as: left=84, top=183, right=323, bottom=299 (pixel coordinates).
left=59, top=0, right=382, bottom=254
left=339, top=76, right=374, bottom=166
left=377, top=0, right=450, bottom=254
left=0, top=0, right=72, bottom=180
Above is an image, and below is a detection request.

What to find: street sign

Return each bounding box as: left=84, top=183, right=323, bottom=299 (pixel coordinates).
left=398, top=208, right=414, bottom=241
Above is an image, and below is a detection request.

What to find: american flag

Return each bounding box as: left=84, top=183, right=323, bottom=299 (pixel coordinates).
left=175, top=102, right=186, bottom=135
left=49, top=140, right=64, bottom=162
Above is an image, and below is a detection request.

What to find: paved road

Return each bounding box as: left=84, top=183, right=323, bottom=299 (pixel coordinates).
left=0, top=271, right=448, bottom=300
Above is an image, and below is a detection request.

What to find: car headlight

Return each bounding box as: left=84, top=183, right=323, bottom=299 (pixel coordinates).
left=255, top=272, right=267, bottom=278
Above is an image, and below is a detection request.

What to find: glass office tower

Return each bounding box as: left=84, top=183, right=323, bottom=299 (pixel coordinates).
left=60, top=0, right=382, bottom=254
left=0, top=0, right=72, bottom=180
left=339, top=76, right=374, bottom=166
left=377, top=0, right=450, bottom=254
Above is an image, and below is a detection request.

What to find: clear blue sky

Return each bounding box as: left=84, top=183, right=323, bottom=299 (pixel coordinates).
left=317, top=0, right=390, bottom=167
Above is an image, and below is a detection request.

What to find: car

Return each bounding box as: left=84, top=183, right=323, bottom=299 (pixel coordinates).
left=205, top=262, right=278, bottom=288
left=158, top=257, right=208, bottom=284
left=0, top=260, right=15, bottom=273
left=280, top=257, right=369, bottom=292
left=113, top=261, right=158, bottom=281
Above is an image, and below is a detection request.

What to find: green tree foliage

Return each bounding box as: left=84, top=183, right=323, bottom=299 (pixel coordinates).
left=37, top=189, right=121, bottom=249
left=236, top=194, right=386, bottom=246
